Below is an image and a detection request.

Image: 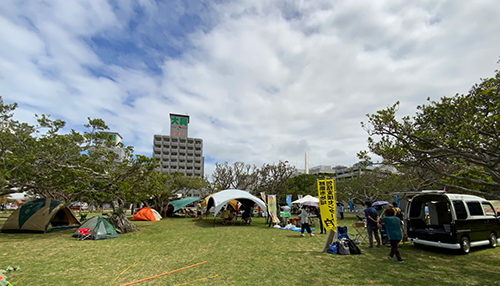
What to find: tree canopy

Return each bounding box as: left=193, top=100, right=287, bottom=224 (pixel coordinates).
left=363, top=64, right=500, bottom=199
left=211, top=161, right=259, bottom=192
left=0, top=97, right=172, bottom=232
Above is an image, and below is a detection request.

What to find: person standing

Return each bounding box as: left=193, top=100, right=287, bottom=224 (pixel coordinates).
left=316, top=207, right=325, bottom=234
left=392, top=202, right=403, bottom=220
left=364, top=201, right=381, bottom=248
left=299, top=206, right=315, bottom=237
left=379, top=208, right=405, bottom=263
left=196, top=201, right=202, bottom=220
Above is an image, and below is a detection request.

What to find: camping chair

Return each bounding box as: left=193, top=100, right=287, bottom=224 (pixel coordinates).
left=380, top=225, right=389, bottom=246
left=77, top=228, right=92, bottom=241
left=351, top=222, right=368, bottom=245
left=80, top=213, right=88, bottom=221
left=337, top=226, right=350, bottom=240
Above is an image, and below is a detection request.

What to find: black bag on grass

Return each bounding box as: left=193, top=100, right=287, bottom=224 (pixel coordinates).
left=347, top=240, right=361, bottom=254
left=338, top=240, right=350, bottom=255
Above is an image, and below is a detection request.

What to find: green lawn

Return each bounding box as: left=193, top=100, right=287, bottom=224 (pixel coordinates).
left=0, top=214, right=499, bottom=286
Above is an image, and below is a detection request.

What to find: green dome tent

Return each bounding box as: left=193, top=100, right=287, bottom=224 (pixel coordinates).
left=71, top=216, right=119, bottom=240
left=1, top=198, right=80, bottom=233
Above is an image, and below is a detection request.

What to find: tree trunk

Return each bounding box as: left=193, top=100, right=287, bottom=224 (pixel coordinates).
left=108, top=200, right=138, bottom=234
left=109, top=212, right=138, bottom=234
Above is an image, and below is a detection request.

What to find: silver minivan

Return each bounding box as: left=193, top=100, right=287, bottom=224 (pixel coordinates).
left=406, top=191, right=500, bottom=254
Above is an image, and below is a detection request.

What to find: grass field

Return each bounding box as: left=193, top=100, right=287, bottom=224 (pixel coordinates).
left=1, top=213, right=499, bottom=286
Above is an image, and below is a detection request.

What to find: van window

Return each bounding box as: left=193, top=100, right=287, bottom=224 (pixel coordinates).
left=409, top=201, right=423, bottom=218
left=453, top=201, right=467, bottom=220
left=481, top=202, right=496, bottom=217
left=466, top=202, right=484, bottom=216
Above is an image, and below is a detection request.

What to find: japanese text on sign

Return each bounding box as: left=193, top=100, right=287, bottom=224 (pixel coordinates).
left=317, top=179, right=336, bottom=231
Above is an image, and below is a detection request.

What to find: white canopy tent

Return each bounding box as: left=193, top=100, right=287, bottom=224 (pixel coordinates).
left=291, top=195, right=319, bottom=205
left=206, top=189, right=267, bottom=217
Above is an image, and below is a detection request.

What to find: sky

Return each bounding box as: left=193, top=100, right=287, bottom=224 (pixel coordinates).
left=1, top=0, right=500, bottom=178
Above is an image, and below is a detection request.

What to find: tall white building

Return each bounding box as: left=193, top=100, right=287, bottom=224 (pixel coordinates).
left=153, top=114, right=204, bottom=178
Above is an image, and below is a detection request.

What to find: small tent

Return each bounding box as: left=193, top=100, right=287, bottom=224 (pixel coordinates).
left=291, top=195, right=319, bottom=205
left=71, top=216, right=119, bottom=240
left=1, top=198, right=80, bottom=233
left=131, top=207, right=162, bottom=221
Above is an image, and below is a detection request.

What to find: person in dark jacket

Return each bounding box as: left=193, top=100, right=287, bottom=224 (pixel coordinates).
left=364, top=201, right=381, bottom=248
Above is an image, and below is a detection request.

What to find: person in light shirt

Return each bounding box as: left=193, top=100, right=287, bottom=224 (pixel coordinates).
left=299, top=206, right=315, bottom=237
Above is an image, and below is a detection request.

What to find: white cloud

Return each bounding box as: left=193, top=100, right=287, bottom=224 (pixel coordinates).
left=1, top=0, right=500, bottom=179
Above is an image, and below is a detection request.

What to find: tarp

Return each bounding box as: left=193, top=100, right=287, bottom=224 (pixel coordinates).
left=131, top=207, right=162, bottom=221
left=1, top=198, right=80, bottom=233
left=71, top=216, right=119, bottom=240
left=169, top=197, right=200, bottom=212
left=291, top=195, right=319, bottom=205
left=206, top=189, right=267, bottom=218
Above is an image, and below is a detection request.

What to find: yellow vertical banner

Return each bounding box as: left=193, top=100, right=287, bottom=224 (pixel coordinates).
left=317, top=179, right=336, bottom=232
left=267, top=195, right=279, bottom=223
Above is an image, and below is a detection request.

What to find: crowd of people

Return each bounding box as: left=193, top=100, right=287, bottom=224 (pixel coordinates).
left=194, top=198, right=406, bottom=263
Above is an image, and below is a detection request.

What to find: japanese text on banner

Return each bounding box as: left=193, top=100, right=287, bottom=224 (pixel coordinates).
left=317, top=179, right=336, bottom=231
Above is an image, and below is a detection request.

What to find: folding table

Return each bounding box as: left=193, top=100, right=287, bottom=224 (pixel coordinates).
left=351, top=222, right=368, bottom=244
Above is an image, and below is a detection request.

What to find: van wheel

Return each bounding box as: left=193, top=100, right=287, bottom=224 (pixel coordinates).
left=460, top=236, right=470, bottom=254
left=489, top=233, right=497, bottom=248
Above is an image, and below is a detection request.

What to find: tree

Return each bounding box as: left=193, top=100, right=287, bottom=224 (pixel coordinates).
left=94, top=154, right=157, bottom=233
left=145, top=171, right=208, bottom=217
left=0, top=99, right=38, bottom=196
left=145, top=171, right=172, bottom=217
left=0, top=97, right=159, bottom=233
left=258, top=161, right=296, bottom=203
left=211, top=161, right=259, bottom=192
left=0, top=98, right=86, bottom=200
left=362, top=65, right=500, bottom=199
left=286, top=174, right=318, bottom=198
left=335, top=166, right=429, bottom=205
left=76, top=119, right=158, bottom=233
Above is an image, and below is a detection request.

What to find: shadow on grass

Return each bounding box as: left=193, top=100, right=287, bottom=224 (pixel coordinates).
left=194, top=218, right=260, bottom=228
left=0, top=228, right=78, bottom=241
left=410, top=243, right=494, bottom=256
